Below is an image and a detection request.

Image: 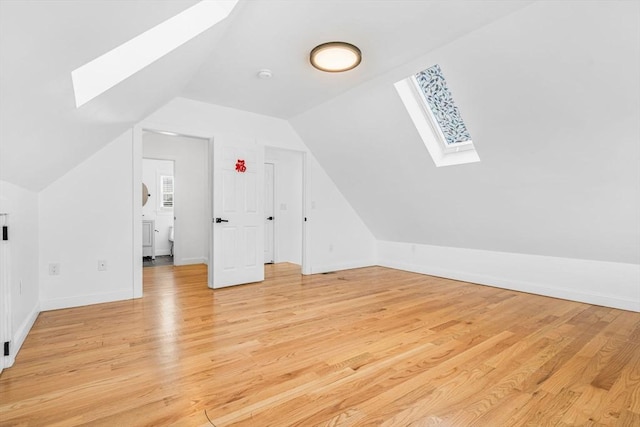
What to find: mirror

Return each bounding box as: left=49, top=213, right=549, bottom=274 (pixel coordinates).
left=142, top=183, right=150, bottom=206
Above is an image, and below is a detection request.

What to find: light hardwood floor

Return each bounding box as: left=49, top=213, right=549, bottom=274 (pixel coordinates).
left=1, top=263, right=639, bottom=426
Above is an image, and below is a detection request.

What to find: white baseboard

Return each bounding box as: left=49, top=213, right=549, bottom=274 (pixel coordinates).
left=309, top=260, right=375, bottom=275
left=40, top=289, right=134, bottom=311
left=377, top=241, right=640, bottom=312
left=174, top=257, right=207, bottom=266
left=5, top=302, right=40, bottom=368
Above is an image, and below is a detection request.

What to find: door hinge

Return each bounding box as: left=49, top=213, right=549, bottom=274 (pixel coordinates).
left=3, top=341, right=9, bottom=356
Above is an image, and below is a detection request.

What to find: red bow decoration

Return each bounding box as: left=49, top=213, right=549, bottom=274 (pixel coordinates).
left=235, top=159, right=247, bottom=173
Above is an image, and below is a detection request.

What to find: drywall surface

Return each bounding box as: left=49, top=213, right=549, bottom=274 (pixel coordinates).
left=142, top=97, right=376, bottom=273
left=378, top=240, right=640, bottom=312
left=291, top=1, right=640, bottom=265
left=39, top=130, right=134, bottom=310
left=144, top=97, right=308, bottom=152
left=0, top=0, right=220, bottom=191
left=306, top=156, right=377, bottom=273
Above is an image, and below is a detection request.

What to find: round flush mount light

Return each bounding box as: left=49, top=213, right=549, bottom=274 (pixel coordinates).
left=310, top=42, right=361, bottom=72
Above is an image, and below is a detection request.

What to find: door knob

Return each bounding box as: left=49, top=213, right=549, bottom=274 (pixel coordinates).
left=267, top=216, right=274, bottom=221
left=215, top=218, right=229, bottom=223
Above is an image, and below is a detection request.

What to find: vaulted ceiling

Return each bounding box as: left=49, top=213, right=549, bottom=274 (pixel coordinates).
left=182, top=0, right=535, bottom=118
left=1, top=0, right=638, bottom=264
left=291, top=0, right=640, bottom=264
left=0, top=0, right=532, bottom=190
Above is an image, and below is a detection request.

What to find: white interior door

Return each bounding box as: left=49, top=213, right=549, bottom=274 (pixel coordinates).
left=264, top=163, right=275, bottom=264
left=211, top=137, right=264, bottom=288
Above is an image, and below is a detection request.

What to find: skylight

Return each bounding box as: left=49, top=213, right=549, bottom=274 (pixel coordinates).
left=395, top=64, right=479, bottom=166
left=71, top=0, right=238, bottom=108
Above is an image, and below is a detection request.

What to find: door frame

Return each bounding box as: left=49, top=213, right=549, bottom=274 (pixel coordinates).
left=132, top=125, right=310, bottom=296
left=0, top=213, right=10, bottom=373
left=263, top=146, right=308, bottom=271
left=141, top=158, right=176, bottom=261
left=264, top=161, right=276, bottom=264
left=133, top=124, right=213, bottom=296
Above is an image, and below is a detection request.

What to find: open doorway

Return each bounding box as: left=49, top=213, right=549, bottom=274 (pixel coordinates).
left=264, top=147, right=304, bottom=267
left=132, top=126, right=309, bottom=296
left=141, top=131, right=210, bottom=268
left=142, top=158, right=174, bottom=267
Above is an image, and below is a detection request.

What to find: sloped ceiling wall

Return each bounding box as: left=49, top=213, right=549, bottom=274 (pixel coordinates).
left=0, top=0, right=533, bottom=191
left=290, top=1, right=640, bottom=264
left=1, top=1, right=637, bottom=265
left=0, top=0, right=228, bottom=190
left=182, top=0, right=534, bottom=118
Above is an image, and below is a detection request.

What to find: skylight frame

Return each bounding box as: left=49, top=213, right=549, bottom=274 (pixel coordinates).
left=395, top=64, right=480, bottom=167
left=71, top=0, right=239, bottom=108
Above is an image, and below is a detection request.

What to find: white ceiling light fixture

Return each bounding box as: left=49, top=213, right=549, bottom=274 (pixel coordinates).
left=71, top=0, right=238, bottom=108
left=310, top=42, right=361, bottom=72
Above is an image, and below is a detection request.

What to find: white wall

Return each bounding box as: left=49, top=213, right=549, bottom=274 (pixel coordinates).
left=378, top=241, right=640, bottom=312
left=144, top=97, right=308, bottom=151
left=290, top=1, right=640, bottom=265
left=288, top=1, right=639, bottom=310
left=141, top=97, right=376, bottom=273
left=0, top=180, right=39, bottom=366
left=143, top=132, right=208, bottom=265
left=30, top=95, right=375, bottom=316
left=265, top=147, right=303, bottom=264
left=307, top=158, right=377, bottom=273
left=39, top=130, right=134, bottom=310
left=142, top=158, right=174, bottom=256
left=0, top=1, right=228, bottom=192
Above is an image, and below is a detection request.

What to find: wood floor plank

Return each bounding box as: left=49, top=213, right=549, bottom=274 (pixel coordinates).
left=592, top=341, right=639, bottom=391
left=587, top=344, right=640, bottom=425
left=1, top=263, right=639, bottom=426
left=560, top=385, right=608, bottom=425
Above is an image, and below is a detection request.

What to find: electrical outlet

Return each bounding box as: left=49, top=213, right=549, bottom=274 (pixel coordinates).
left=97, top=260, right=107, bottom=271
left=48, top=263, right=60, bottom=275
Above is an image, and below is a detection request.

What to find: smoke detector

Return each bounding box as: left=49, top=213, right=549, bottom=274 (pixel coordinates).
left=257, top=69, right=273, bottom=79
